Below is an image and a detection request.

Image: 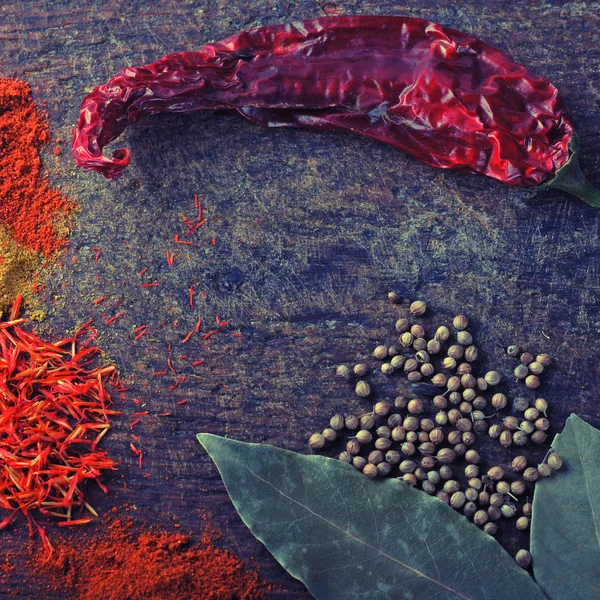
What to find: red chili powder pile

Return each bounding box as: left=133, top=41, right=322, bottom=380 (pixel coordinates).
left=0, top=77, right=74, bottom=256
left=31, top=518, right=270, bottom=600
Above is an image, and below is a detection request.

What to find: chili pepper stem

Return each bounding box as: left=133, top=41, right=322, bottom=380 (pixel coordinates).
left=545, top=133, right=600, bottom=207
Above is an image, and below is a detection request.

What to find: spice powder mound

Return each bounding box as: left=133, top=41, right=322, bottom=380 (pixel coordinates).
left=31, top=517, right=271, bottom=600
left=0, top=77, right=76, bottom=310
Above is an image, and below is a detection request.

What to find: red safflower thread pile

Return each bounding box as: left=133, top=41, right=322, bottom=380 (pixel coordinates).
left=0, top=295, right=119, bottom=552
left=32, top=517, right=270, bottom=600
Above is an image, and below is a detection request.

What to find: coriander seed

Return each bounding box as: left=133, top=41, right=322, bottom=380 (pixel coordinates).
left=525, top=375, right=540, bottom=389
left=465, top=450, right=480, bottom=464
left=473, top=396, right=487, bottom=410
left=457, top=362, right=472, bottom=376
left=515, top=550, right=531, bottom=569
left=484, top=371, right=501, bottom=385
left=537, top=463, right=552, bottom=477
left=443, top=480, right=460, bottom=494
left=447, top=431, right=462, bottom=445
left=373, top=345, right=388, bottom=359
left=491, top=393, right=507, bottom=410
left=401, top=442, right=416, bottom=456
left=531, top=430, right=547, bottom=444
left=457, top=331, right=473, bottom=346
left=488, top=466, right=505, bottom=481
left=404, top=358, right=418, bottom=372
left=435, top=411, right=448, bottom=426
left=407, top=399, right=423, bottom=414
left=536, top=353, right=551, bottom=366
left=363, top=463, right=378, bottom=478
left=338, top=451, right=352, bottom=463
left=391, top=355, right=406, bottom=370
left=484, top=522, right=498, bottom=536
left=435, top=325, right=450, bottom=341
left=511, top=481, right=527, bottom=496
left=473, top=421, right=489, bottom=434
left=387, top=291, right=401, bottom=303
left=464, top=346, right=478, bottom=362
left=436, top=491, right=450, bottom=504
left=446, top=376, right=461, bottom=392
left=499, top=430, right=512, bottom=448
left=419, top=365, right=433, bottom=379
left=402, top=473, right=417, bottom=486
left=368, top=450, right=384, bottom=465
left=427, top=470, right=441, bottom=484
left=516, top=516, right=530, bottom=531
left=413, top=338, right=427, bottom=351
left=465, top=465, right=479, bottom=478
left=355, top=381, right=371, bottom=398
left=460, top=373, right=476, bottom=389
left=411, top=324, right=425, bottom=338
left=479, top=491, right=490, bottom=506
left=448, top=345, right=464, bottom=359
left=513, top=431, right=528, bottom=446
left=462, top=388, right=476, bottom=402
left=449, top=392, right=462, bottom=405
left=335, top=365, right=349, bottom=378
left=431, top=373, right=447, bottom=387
left=429, top=429, right=444, bottom=444
left=353, top=456, right=367, bottom=470
left=353, top=363, right=368, bottom=376
left=437, top=448, right=456, bottom=464
left=421, top=456, right=436, bottom=469
left=330, top=414, right=345, bottom=431
left=448, top=409, right=462, bottom=424
left=488, top=424, right=502, bottom=439
left=467, top=477, right=482, bottom=490
left=514, top=364, right=529, bottom=379
left=388, top=345, right=399, bottom=357
left=533, top=417, right=548, bottom=431
left=377, top=462, right=393, bottom=477
left=394, top=395, right=409, bottom=409
left=409, top=300, right=427, bottom=316
left=512, top=456, right=527, bottom=472
left=414, top=468, right=427, bottom=481
left=395, top=317, right=410, bottom=333
left=360, top=414, right=375, bottom=430
left=442, top=357, right=457, bottom=370
left=375, top=438, right=392, bottom=451
left=381, top=362, right=394, bottom=376
left=427, top=339, right=442, bottom=354
left=465, top=488, right=478, bottom=502
left=407, top=371, right=422, bottom=382
left=487, top=506, right=501, bottom=521
left=418, top=431, right=429, bottom=443
left=501, top=503, right=517, bottom=518
left=523, top=502, right=532, bottom=517
left=309, top=433, right=325, bottom=450
left=419, top=442, right=436, bottom=456
left=523, top=467, right=539, bottom=482
left=322, top=428, right=337, bottom=442
left=422, top=481, right=436, bottom=495
left=524, top=407, right=540, bottom=422
left=406, top=432, right=418, bottom=443
left=356, top=430, right=372, bottom=444
left=464, top=502, right=477, bottom=518
left=439, top=466, right=453, bottom=480
left=490, top=493, right=504, bottom=507
left=345, top=414, right=360, bottom=430
left=451, top=491, right=466, bottom=508
left=513, top=396, right=529, bottom=412
left=474, top=510, right=488, bottom=526
left=386, top=450, right=401, bottom=465
left=377, top=425, right=391, bottom=438
left=547, top=453, right=563, bottom=471
left=415, top=350, right=430, bottom=363
left=528, top=361, right=544, bottom=375
left=520, top=352, right=534, bottom=365
left=400, top=332, right=414, bottom=347
left=403, top=416, right=420, bottom=431
left=506, top=345, right=520, bottom=357
left=347, top=439, right=361, bottom=455
left=453, top=315, right=469, bottom=330
left=374, top=401, right=392, bottom=416
left=503, top=416, right=519, bottom=431
left=387, top=413, right=403, bottom=428
left=476, top=377, right=488, bottom=391
left=420, top=419, right=434, bottom=432
left=534, top=397, right=548, bottom=416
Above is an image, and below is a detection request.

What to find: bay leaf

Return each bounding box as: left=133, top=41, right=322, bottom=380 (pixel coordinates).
left=198, top=433, right=547, bottom=600
left=531, top=414, right=600, bottom=600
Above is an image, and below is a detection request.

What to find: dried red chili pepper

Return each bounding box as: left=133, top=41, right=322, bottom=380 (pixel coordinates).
left=72, top=16, right=599, bottom=206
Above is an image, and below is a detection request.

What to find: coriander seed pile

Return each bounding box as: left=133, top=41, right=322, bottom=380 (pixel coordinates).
left=308, top=295, right=564, bottom=569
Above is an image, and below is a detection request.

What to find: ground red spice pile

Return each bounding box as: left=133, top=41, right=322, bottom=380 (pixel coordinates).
left=0, top=77, right=74, bottom=256
left=32, top=518, right=269, bottom=600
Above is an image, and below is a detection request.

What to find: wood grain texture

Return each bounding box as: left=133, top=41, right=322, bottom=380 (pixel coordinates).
left=0, top=1, right=599, bottom=598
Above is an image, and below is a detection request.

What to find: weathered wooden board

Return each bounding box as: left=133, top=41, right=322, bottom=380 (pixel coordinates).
left=1, top=1, right=599, bottom=598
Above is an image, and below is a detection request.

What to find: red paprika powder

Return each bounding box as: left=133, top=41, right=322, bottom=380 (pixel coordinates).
left=31, top=517, right=270, bottom=600
left=0, top=77, right=75, bottom=256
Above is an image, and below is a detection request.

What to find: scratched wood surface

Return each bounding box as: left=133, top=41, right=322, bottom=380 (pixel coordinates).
left=1, top=1, right=599, bottom=598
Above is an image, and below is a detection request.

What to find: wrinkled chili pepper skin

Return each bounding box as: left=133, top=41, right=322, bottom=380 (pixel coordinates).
left=73, top=16, right=574, bottom=188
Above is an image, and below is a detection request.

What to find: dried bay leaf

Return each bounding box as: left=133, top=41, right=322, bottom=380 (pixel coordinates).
left=531, top=414, right=600, bottom=600
left=198, top=433, right=547, bottom=600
